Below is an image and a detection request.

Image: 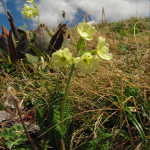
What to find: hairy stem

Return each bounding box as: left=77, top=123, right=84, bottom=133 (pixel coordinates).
left=60, top=64, right=75, bottom=132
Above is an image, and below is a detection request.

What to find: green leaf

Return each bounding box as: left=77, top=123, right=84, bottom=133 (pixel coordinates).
left=25, top=53, right=39, bottom=69
left=30, top=43, right=42, bottom=57
left=120, top=45, right=128, bottom=51
left=77, top=133, right=113, bottom=150
left=142, top=41, right=148, bottom=46
left=5, top=135, right=10, bottom=140
left=1, top=125, right=28, bottom=149
left=15, top=124, right=24, bottom=131
left=77, top=37, right=84, bottom=52
left=130, top=28, right=139, bottom=34
left=114, top=129, right=129, bottom=139
left=36, top=108, right=44, bottom=131
left=10, top=132, right=17, bottom=138
left=65, top=121, right=75, bottom=150
left=6, top=140, right=16, bottom=149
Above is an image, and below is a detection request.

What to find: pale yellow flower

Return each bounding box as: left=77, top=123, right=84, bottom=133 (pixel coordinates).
left=77, top=21, right=97, bottom=40
left=31, top=8, right=39, bottom=17
left=51, top=48, right=72, bottom=68
left=24, top=4, right=30, bottom=10
left=96, top=36, right=112, bottom=60
left=26, top=0, right=34, bottom=3
left=22, top=10, right=32, bottom=19
left=74, top=53, right=100, bottom=74
left=21, top=3, right=39, bottom=19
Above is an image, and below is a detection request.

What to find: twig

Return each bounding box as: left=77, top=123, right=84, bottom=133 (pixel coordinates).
left=2, top=0, right=10, bottom=19
left=16, top=102, right=38, bottom=150
left=4, top=87, right=37, bottom=150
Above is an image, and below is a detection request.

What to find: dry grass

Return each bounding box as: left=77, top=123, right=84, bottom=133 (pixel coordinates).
left=0, top=16, right=149, bottom=149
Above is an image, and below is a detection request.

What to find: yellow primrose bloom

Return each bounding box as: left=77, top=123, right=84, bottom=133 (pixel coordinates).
left=77, top=21, right=97, bottom=40
left=26, top=0, right=34, bottom=3
left=21, top=3, right=39, bottom=19
left=22, top=10, right=33, bottom=19
left=24, top=4, right=30, bottom=10
left=74, top=53, right=100, bottom=74
left=51, top=48, right=72, bottom=68
left=31, top=8, right=39, bottom=17
left=96, top=36, right=112, bottom=60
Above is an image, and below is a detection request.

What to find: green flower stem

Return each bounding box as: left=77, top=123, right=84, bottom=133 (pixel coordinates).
left=60, top=36, right=85, bottom=133
left=91, top=50, right=97, bottom=55
left=60, top=64, right=75, bottom=132
left=33, top=3, right=37, bottom=9
left=77, top=37, right=84, bottom=52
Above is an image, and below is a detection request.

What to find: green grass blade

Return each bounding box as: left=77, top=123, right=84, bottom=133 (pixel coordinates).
left=30, top=43, right=42, bottom=57
left=125, top=109, right=148, bottom=149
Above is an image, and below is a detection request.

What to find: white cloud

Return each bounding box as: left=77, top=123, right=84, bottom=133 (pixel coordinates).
left=31, top=0, right=77, bottom=28
left=15, top=0, right=26, bottom=11
left=0, top=1, right=6, bottom=14
left=15, top=0, right=149, bottom=28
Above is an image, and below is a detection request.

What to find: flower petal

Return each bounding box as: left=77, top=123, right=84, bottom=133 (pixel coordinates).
left=87, top=27, right=97, bottom=36
left=82, top=22, right=91, bottom=31
left=97, top=36, right=105, bottom=50
left=97, top=46, right=112, bottom=60
left=53, top=61, right=64, bottom=68
left=75, top=53, right=99, bottom=74
left=51, top=48, right=72, bottom=69
left=77, top=22, right=83, bottom=31
left=85, top=36, right=93, bottom=41
left=63, top=48, right=72, bottom=59
left=91, top=55, right=100, bottom=68
left=77, top=21, right=97, bottom=41
left=81, top=66, right=91, bottom=74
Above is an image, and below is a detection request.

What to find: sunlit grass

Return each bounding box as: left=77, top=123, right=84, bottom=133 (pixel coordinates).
left=0, top=16, right=149, bottom=149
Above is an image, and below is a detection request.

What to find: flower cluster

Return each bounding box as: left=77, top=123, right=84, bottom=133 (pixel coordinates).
left=51, top=21, right=112, bottom=74
left=21, top=0, right=39, bottom=20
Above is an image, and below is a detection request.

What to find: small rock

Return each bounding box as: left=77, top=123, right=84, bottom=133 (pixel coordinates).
left=0, top=110, right=11, bottom=123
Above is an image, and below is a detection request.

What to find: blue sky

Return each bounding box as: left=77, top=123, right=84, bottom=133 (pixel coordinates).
left=0, top=0, right=149, bottom=33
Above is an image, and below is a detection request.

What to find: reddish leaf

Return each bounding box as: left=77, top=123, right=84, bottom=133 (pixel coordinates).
left=47, top=24, right=66, bottom=55
left=23, top=110, right=36, bottom=123
left=35, top=24, right=51, bottom=53
left=2, top=25, right=9, bottom=36
left=17, top=28, right=27, bottom=34
left=1, top=25, right=9, bottom=56
left=7, top=11, right=20, bottom=40
left=8, top=30, right=17, bottom=63
left=16, top=31, right=30, bottom=59
left=54, top=26, right=66, bottom=50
